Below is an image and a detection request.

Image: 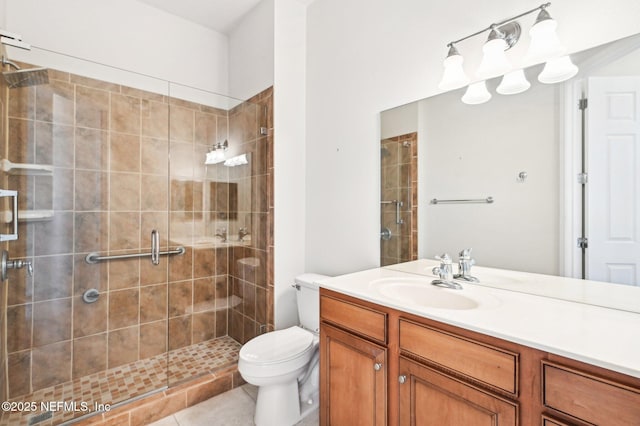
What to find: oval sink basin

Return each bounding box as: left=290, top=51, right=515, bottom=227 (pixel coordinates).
left=369, top=277, right=499, bottom=310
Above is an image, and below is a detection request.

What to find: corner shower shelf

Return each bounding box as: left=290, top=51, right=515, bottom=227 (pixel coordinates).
left=0, top=158, right=53, bottom=175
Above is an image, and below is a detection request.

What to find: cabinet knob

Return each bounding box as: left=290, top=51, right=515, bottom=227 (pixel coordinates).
left=398, top=375, right=407, bottom=384
left=373, top=363, right=382, bottom=371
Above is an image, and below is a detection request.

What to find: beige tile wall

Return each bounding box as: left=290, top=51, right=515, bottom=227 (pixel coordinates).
left=228, top=87, right=274, bottom=344
left=1, top=67, right=274, bottom=399
left=380, top=132, right=418, bottom=266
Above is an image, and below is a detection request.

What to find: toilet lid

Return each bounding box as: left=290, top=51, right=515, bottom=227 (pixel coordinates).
left=240, top=326, right=314, bottom=365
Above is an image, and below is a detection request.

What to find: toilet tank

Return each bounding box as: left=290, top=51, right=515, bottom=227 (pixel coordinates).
left=295, top=273, right=329, bottom=332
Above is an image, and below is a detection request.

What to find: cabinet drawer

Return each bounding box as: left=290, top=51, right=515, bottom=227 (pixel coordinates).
left=399, top=319, right=518, bottom=394
left=542, top=361, right=640, bottom=425
left=320, top=295, right=387, bottom=343
left=541, top=415, right=570, bottom=426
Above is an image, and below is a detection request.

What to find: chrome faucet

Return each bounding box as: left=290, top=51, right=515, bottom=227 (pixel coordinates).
left=238, top=227, right=251, bottom=242
left=215, top=227, right=227, bottom=242
left=431, top=253, right=462, bottom=290
left=454, top=248, right=479, bottom=282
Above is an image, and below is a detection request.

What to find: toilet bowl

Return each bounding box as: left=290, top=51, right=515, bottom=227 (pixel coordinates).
left=238, top=273, right=328, bottom=426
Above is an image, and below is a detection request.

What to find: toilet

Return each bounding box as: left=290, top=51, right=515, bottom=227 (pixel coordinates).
left=238, top=273, right=328, bottom=426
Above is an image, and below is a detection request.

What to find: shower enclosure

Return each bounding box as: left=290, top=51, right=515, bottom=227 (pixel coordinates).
left=380, top=132, right=418, bottom=266
left=0, top=42, right=273, bottom=425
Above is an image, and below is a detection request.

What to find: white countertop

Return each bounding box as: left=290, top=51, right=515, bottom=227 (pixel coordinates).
left=318, top=261, right=640, bottom=379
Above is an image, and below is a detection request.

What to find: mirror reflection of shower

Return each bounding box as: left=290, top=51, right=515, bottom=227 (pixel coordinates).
left=380, top=132, right=418, bottom=266
left=205, top=139, right=229, bottom=164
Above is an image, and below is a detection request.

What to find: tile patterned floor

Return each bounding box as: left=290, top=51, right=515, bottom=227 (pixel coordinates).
left=150, top=385, right=319, bottom=426
left=1, top=337, right=240, bottom=426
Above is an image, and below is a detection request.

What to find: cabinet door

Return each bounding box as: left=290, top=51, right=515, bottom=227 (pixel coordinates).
left=398, top=357, right=517, bottom=426
left=320, top=323, right=387, bottom=426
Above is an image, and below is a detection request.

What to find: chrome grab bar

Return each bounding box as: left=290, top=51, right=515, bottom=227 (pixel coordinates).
left=85, top=246, right=185, bottom=264
left=381, top=200, right=404, bottom=224
left=151, top=229, right=160, bottom=265
left=430, top=196, right=494, bottom=205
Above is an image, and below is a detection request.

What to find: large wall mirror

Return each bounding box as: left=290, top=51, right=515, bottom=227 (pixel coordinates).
left=380, top=32, right=640, bottom=307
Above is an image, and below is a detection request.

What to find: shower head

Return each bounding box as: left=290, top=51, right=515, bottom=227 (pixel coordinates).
left=3, top=67, right=49, bottom=88
left=1, top=56, right=49, bottom=88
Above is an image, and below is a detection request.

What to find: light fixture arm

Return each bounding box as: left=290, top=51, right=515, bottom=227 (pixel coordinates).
left=446, top=2, right=551, bottom=48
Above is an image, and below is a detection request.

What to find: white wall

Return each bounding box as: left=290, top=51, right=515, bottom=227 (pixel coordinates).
left=229, top=0, right=274, bottom=100
left=273, top=0, right=307, bottom=328
left=229, top=0, right=308, bottom=328
left=305, top=0, right=640, bottom=276
left=2, top=0, right=229, bottom=95
left=380, top=102, right=418, bottom=139
left=0, top=0, right=5, bottom=27
left=420, top=78, right=559, bottom=274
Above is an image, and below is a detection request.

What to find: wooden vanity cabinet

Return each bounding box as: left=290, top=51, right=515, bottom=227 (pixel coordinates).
left=319, top=288, right=640, bottom=426
left=320, top=293, right=388, bottom=426
left=398, top=356, right=518, bottom=426
left=320, top=323, right=387, bottom=426
left=541, top=359, right=640, bottom=425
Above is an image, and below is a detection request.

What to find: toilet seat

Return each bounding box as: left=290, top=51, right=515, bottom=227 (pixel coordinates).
left=240, top=326, right=315, bottom=366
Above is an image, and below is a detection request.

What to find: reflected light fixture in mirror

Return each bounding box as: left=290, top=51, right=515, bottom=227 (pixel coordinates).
left=461, top=81, right=491, bottom=104
left=205, top=139, right=228, bottom=165
left=538, top=55, right=579, bottom=83
left=224, top=153, right=249, bottom=167
left=497, top=69, right=531, bottom=94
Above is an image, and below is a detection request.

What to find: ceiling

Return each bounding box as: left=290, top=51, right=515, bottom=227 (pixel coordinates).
left=137, top=0, right=263, bottom=34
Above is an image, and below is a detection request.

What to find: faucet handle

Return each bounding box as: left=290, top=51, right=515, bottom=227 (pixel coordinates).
left=459, top=248, right=473, bottom=259
left=435, top=253, right=452, bottom=264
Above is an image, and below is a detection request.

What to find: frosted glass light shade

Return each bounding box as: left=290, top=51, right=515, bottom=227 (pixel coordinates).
left=205, top=150, right=225, bottom=165
left=462, top=81, right=491, bottom=105
left=438, top=52, right=470, bottom=91
left=538, top=55, right=578, bottom=84
left=477, top=38, right=511, bottom=79
left=525, top=18, right=564, bottom=64
left=497, top=69, right=531, bottom=95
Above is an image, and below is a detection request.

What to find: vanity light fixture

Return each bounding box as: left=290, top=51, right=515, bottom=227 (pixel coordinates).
left=496, top=69, right=531, bottom=95
left=461, top=81, right=491, bottom=105
left=476, top=23, right=520, bottom=79
left=438, top=44, right=470, bottom=91
left=204, top=139, right=228, bottom=165
left=438, top=2, right=578, bottom=105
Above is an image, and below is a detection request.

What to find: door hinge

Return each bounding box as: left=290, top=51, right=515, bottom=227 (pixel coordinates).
left=579, top=98, right=588, bottom=110
left=577, top=237, right=589, bottom=249
left=577, top=172, right=588, bottom=184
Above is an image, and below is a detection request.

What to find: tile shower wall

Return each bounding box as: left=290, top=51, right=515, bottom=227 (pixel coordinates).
left=380, top=132, right=418, bottom=266
left=228, top=87, right=274, bottom=344
left=0, top=66, right=274, bottom=399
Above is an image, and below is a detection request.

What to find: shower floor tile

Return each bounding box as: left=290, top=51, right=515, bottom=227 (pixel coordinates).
left=1, top=337, right=240, bottom=426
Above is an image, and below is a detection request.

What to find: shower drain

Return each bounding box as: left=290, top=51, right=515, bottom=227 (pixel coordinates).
left=28, top=411, right=52, bottom=425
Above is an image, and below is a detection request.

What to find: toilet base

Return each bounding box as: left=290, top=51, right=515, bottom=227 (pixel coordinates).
left=254, top=380, right=300, bottom=426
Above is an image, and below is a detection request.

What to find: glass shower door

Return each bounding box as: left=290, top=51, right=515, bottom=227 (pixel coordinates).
left=1, top=46, right=172, bottom=425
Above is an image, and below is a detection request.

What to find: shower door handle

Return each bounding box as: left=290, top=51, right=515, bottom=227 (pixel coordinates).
left=395, top=200, right=404, bottom=225
left=0, top=189, right=18, bottom=241
left=151, top=230, right=160, bottom=265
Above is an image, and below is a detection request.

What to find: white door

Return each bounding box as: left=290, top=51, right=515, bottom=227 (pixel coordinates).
left=587, top=76, right=640, bottom=285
